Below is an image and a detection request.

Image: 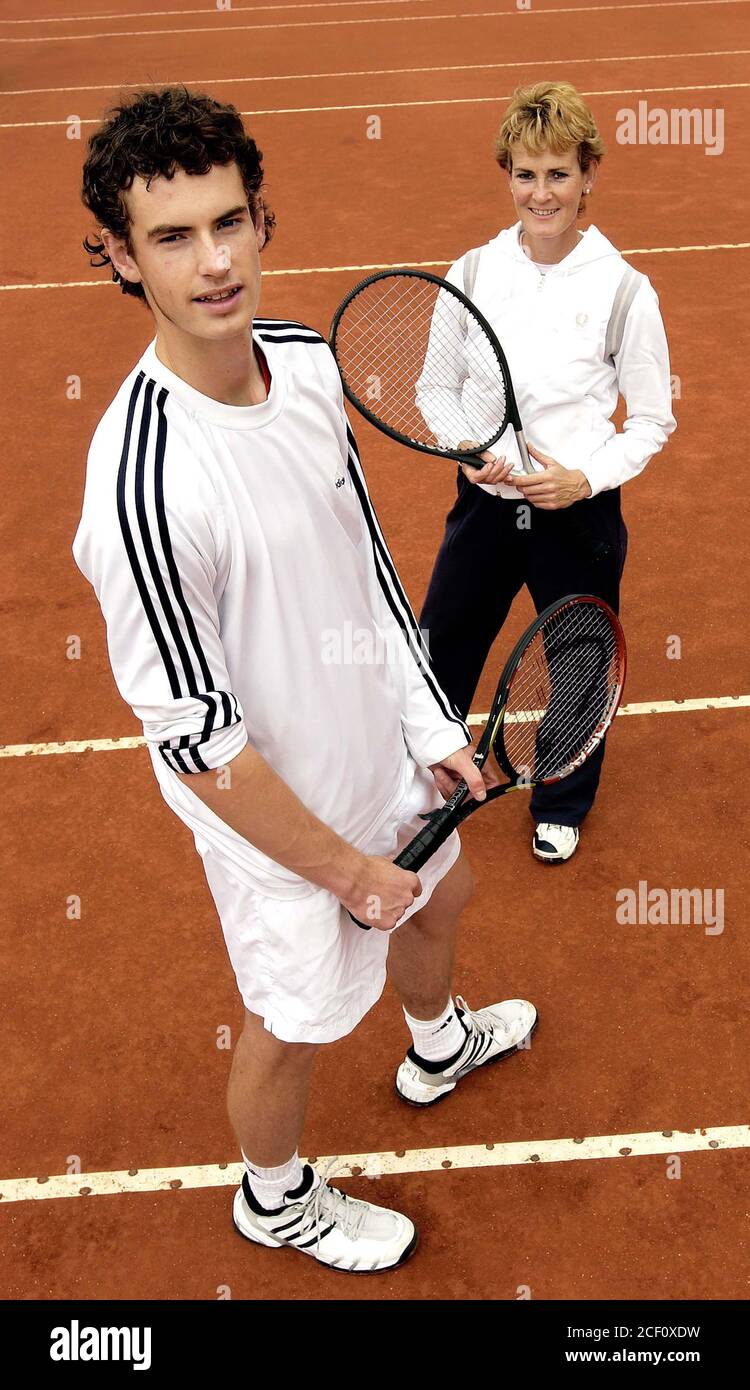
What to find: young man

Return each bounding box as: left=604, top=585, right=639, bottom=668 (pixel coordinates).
left=73, top=86, right=537, bottom=1274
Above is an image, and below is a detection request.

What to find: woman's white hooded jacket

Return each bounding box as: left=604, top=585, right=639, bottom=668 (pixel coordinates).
left=441, top=222, right=677, bottom=499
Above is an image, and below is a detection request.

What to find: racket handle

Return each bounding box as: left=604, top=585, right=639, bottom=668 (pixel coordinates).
left=461, top=433, right=533, bottom=477
left=515, top=431, right=534, bottom=474
left=347, top=785, right=514, bottom=930
left=347, top=807, right=457, bottom=931
left=393, top=804, right=458, bottom=873
left=348, top=911, right=372, bottom=931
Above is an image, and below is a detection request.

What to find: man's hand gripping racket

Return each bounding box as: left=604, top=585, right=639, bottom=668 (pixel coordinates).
left=350, top=593, right=627, bottom=929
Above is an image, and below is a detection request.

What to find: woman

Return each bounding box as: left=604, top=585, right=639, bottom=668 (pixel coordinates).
left=420, top=80, right=676, bottom=863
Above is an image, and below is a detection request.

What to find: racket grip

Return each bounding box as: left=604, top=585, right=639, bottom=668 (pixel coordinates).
left=515, top=431, right=534, bottom=473
left=348, top=911, right=372, bottom=931
left=347, top=810, right=455, bottom=931
left=393, top=805, right=457, bottom=873
left=347, top=805, right=459, bottom=931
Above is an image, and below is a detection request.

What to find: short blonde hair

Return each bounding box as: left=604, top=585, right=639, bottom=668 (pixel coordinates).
left=495, top=81, right=605, bottom=215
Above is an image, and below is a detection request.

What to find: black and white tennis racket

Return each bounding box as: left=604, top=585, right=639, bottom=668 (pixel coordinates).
left=351, top=593, right=626, bottom=927
left=330, top=266, right=529, bottom=470
left=329, top=267, right=611, bottom=559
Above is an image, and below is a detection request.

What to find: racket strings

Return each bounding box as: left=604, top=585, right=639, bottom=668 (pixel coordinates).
left=333, top=274, right=509, bottom=451
left=500, top=604, right=622, bottom=781
left=340, top=285, right=465, bottom=428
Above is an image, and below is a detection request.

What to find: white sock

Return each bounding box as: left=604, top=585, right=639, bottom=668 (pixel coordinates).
left=403, top=997, right=467, bottom=1063
left=242, top=1150, right=304, bottom=1211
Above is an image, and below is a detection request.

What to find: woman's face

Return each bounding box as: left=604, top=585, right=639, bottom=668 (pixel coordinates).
left=506, top=142, right=595, bottom=244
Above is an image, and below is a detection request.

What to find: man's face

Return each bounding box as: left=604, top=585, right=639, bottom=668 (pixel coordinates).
left=506, top=143, right=593, bottom=242
left=106, top=161, right=265, bottom=338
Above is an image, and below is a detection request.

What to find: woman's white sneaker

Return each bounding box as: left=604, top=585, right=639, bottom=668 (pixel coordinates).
left=232, top=1162, right=418, bottom=1273
left=395, top=995, right=538, bottom=1107
left=532, top=822, right=580, bottom=863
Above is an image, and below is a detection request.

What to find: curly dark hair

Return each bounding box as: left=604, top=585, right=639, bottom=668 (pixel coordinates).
left=81, top=85, right=276, bottom=303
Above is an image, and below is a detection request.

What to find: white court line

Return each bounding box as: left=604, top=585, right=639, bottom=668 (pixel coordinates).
left=3, top=242, right=749, bottom=293
left=224, top=80, right=750, bottom=117
left=3, top=48, right=749, bottom=96
left=1, top=697, right=747, bottom=760
left=1, top=0, right=747, bottom=43
left=1, top=241, right=748, bottom=293
left=0, top=735, right=147, bottom=759
left=2, top=1125, right=746, bottom=1203
left=468, top=694, right=750, bottom=725
left=0, top=0, right=442, bottom=25
left=1, top=79, right=746, bottom=126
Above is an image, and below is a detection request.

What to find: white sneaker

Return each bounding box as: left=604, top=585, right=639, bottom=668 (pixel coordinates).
left=532, top=822, right=580, bottom=864
left=395, top=994, right=538, bottom=1107
left=233, top=1161, right=417, bottom=1273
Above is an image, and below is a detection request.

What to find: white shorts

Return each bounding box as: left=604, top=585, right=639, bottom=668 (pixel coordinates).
left=197, top=762, right=461, bottom=1044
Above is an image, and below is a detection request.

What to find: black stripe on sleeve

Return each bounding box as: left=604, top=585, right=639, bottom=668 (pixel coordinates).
left=345, top=426, right=470, bottom=741
left=116, top=375, right=241, bottom=769
left=116, top=376, right=183, bottom=701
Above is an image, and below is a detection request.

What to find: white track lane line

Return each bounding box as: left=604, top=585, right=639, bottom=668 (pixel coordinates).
left=2, top=1125, right=747, bottom=1204
left=1, top=697, right=747, bottom=759
left=238, top=79, right=750, bottom=117
left=1, top=0, right=747, bottom=44
left=2, top=79, right=748, bottom=125
left=2, top=0, right=445, bottom=26
left=3, top=48, right=750, bottom=97
left=468, top=694, right=750, bottom=726
left=2, top=240, right=749, bottom=293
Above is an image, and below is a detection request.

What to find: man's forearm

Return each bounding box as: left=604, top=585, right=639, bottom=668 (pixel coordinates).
left=177, top=744, right=360, bottom=897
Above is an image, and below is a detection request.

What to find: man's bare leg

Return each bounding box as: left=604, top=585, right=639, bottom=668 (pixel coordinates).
left=229, top=851, right=472, bottom=1164
left=227, top=1009, right=319, bottom=1167
left=387, top=850, right=474, bottom=1020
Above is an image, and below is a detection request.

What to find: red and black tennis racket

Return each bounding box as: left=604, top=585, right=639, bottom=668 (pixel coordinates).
left=351, top=593, right=626, bottom=927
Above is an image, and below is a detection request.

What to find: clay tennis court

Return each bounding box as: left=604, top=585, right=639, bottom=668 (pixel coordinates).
left=1, top=0, right=748, bottom=1304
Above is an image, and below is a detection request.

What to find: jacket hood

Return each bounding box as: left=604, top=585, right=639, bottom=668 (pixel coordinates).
left=491, top=222, right=622, bottom=276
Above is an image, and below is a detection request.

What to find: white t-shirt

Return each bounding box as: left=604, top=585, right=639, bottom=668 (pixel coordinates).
left=72, top=319, right=469, bottom=896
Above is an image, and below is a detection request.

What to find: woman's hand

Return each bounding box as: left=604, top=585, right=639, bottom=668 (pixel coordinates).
left=512, top=444, right=592, bottom=509
left=456, top=441, right=516, bottom=488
